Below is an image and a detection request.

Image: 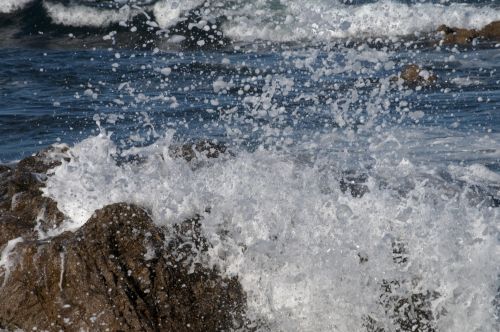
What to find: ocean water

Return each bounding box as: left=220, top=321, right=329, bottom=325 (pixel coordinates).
left=1, top=0, right=499, bottom=331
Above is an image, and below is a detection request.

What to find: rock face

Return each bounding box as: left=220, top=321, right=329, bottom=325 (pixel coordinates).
left=437, top=20, right=500, bottom=45
left=0, top=147, right=67, bottom=248
left=0, top=204, right=246, bottom=331
left=0, top=150, right=248, bottom=331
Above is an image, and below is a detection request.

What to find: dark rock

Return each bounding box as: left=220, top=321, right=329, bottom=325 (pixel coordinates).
left=339, top=172, right=369, bottom=198
left=169, top=140, right=229, bottom=162
left=0, top=203, right=248, bottom=331
left=0, top=146, right=67, bottom=234
left=364, top=240, right=440, bottom=332
left=398, top=64, right=437, bottom=87
left=0, top=212, right=35, bottom=248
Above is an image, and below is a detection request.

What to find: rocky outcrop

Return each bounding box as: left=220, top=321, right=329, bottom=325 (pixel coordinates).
left=437, top=20, right=500, bottom=45
left=0, top=149, right=249, bottom=331
left=0, top=147, right=67, bottom=247
left=0, top=203, right=247, bottom=331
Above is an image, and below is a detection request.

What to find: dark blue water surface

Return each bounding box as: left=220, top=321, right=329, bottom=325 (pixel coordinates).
left=0, top=0, right=499, bottom=170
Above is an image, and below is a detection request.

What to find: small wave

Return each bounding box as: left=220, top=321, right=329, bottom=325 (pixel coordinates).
left=221, top=1, right=500, bottom=42
left=3, top=0, right=500, bottom=43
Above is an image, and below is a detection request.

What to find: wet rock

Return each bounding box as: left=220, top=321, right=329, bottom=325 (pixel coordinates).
left=0, top=146, right=68, bottom=235
left=0, top=203, right=247, bottom=331
left=437, top=25, right=479, bottom=45
left=398, top=64, right=437, bottom=87
left=480, top=21, right=500, bottom=40
left=169, top=140, right=229, bottom=162
left=364, top=280, right=439, bottom=332
left=339, top=171, right=369, bottom=198
left=437, top=20, right=500, bottom=45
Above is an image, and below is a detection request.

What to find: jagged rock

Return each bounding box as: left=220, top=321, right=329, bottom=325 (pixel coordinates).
left=0, top=203, right=247, bottom=331
left=0, top=146, right=67, bottom=238
left=437, top=20, right=500, bottom=45
left=398, top=64, right=437, bottom=87
left=1, top=146, right=250, bottom=331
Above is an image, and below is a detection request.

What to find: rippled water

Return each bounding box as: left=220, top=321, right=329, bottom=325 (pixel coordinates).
left=0, top=0, right=499, bottom=331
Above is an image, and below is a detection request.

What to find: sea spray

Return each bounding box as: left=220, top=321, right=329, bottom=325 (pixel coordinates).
left=43, top=129, right=500, bottom=331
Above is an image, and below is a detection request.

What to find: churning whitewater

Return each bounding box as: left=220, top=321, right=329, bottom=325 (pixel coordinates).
left=42, top=129, right=499, bottom=331
left=1, top=0, right=500, bottom=40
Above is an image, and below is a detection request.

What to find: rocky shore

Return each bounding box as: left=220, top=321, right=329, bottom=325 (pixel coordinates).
left=0, top=144, right=446, bottom=331
left=0, top=147, right=248, bottom=331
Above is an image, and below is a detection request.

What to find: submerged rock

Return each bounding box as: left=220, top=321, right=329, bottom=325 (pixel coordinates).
left=363, top=240, right=440, bottom=332
left=437, top=20, right=500, bottom=45
left=437, top=25, right=479, bottom=45
left=398, top=64, right=437, bottom=87
left=0, top=203, right=247, bottom=331
left=169, top=140, right=229, bottom=162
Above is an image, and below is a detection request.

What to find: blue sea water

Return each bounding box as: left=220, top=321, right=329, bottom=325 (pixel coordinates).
left=0, top=0, right=499, bottom=331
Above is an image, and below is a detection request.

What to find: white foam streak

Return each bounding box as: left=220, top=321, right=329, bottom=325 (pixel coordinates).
left=43, top=1, right=138, bottom=28
left=0, top=237, right=24, bottom=287
left=44, top=133, right=500, bottom=331
left=0, top=0, right=34, bottom=14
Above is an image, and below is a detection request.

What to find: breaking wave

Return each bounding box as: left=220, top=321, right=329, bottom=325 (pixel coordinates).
left=42, top=127, right=500, bottom=331
left=2, top=0, right=500, bottom=42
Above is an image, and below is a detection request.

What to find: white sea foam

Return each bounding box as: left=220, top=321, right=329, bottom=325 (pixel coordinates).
left=0, top=0, right=34, bottom=14
left=43, top=129, right=500, bottom=331
left=27, top=0, right=500, bottom=41
left=152, top=0, right=204, bottom=29
left=43, top=1, right=140, bottom=27
left=221, top=0, right=500, bottom=42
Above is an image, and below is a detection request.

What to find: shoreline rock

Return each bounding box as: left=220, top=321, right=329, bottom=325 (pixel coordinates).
left=437, top=20, right=500, bottom=45
left=0, top=202, right=248, bottom=331
left=0, top=149, right=249, bottom=331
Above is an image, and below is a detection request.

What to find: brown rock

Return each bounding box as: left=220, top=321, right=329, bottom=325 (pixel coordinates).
left=398, top=64, right=437, bottom=87
left=437, top=24, right=479, bottom=45
left=0, top=146, right=67, bottom=237
left=437, top=20, right=500, bottom=45
left=0, top=203, right=248, bottom=331
left=480, top=21, right=500, bottom=40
